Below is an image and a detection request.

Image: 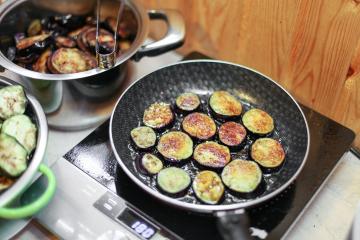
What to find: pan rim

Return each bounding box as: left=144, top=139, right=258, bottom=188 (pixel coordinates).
left=109, top=59, right=310, bottom=213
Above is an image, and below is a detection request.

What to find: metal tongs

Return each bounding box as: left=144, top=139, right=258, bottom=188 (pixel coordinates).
left=95, top=0, right=124, bottom=69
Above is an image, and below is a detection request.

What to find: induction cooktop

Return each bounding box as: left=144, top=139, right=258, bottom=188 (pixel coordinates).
left=61, top=52, right=355, bottom=239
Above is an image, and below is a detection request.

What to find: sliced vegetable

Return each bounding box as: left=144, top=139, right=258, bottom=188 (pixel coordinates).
left=55, top=36, right=76, bottom=48
left=176, top=93, right=201, bottom=112
left=221, top=159, right=262, bottom=193
left=193, top=171, right=224, bottom=204
left=209, top=91, right=242, bottom=118
left=218, top=122, right=247, bottom=147
left=182, top=112, right=216, bottom=140
left=130, top=126, right=156, bottom=150
left=32, top=49, right=52, bottom=73
left=141, top=153, right=163, bottom=175
left=0, top=134, right=27, bottom=177
left=16, top=34, right=50, bottom=51
left=0, top=85, right=27, bottom=119
left=27, top=19, right=42, bottom=36
left=251, top=138, right=285, bottom=168
left=157, top=167, right=191, bottom=195
left=193, top=141, right=230, bottom=168
left=0, top=176, right=14, bottom=191
left=143, top=102, right=174, bottom=129
left=242, top=108, right=274, bottom=135
left=157, top=131, right=193, bottom=162
left=2, top=114, right=37, bottom=153
left=68, top=25, right=91, bottom=39
left=47, top=48, right=96, bottom=74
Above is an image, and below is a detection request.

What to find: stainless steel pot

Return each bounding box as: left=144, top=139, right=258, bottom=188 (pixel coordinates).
left=0, top=0, right=185, bottom=129
left=0, top=76, right=56, bottom=219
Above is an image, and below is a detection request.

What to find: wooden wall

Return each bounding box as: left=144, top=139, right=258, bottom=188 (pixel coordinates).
left=138, top=0, right=360, bottom=150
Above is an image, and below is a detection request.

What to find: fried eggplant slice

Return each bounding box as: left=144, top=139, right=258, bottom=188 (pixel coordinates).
left=193, top=141, right=231, bottom=168
left=242, top=108, right=274, bottom=135
left=55, top=36, right=76, bottom=48
left=221, top=159, right=262, bottom=193
left=182, top=112, right=216, bottom=140
left=27, top=19, right=42, bottom=36
left=218, top=122, right=247, bottom=147
left=193, top=170, right=224, bottom=204
left=176, top=93, right=201, bottom=112
left=2, top=114, right=37, bottom=154
left=209, top=91, right=242, bottom=118
left=157, top=167, right=191, bottom=195
left=143, top=102, right=174, bottom=129
left=251, top=138, right=285, bottom=168
left=141, top=153, right=163, bottom=175
left=0, top=134, right=27, bottom=177
left=48, top=48, right=95, bottom=74
left=32, top=49, right=52, bottom=73
left=0, top=85, right=27, bottom=119
left=130, top=126, right=156, bottom=150
left=16, top=34, right=50, bottom=51
left=157, top=131, right=193, bottom=162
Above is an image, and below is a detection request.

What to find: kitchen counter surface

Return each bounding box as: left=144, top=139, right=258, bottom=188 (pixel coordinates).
left=2, top=51, right=360, bottom=240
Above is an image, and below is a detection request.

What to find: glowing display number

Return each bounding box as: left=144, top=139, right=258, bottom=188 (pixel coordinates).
left=131, top=221, right=156, bottom=239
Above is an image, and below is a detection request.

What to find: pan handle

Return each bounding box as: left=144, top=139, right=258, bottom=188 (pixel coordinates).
left=133, top=9, right=185, bottom=61
left=216, top=209, right=253, bottom=240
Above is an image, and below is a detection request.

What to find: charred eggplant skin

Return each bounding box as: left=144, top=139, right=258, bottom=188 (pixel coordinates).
left=130, top=126, right=157, bottom=150
left=157, top=167, right=191, bottom=196
left=242, top=108, right=274, bottom=136
left=192, top=170, right=224, bottom=204
left=143, top=102, right=174, bottom=130
left=209, top=91, right=242, bottom=119
left=182, top=112, right=216, bottom=140
left=157, top=131, right=193, bottom=162
left=193, top=141, right=231, bottom=168
left=251, top=138, right=285, bottom=168
left=221, top=159, right=262, bottom=193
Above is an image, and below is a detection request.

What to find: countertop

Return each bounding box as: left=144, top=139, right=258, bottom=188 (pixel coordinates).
left=2, top=51, right=360, bottom=240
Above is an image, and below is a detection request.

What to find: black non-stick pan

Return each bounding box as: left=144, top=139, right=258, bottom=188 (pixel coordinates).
left=109, top=60, right=310, bottom=239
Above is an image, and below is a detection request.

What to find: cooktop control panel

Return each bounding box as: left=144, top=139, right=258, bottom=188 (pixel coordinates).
left=33, top=158, right=180, bottom=240
left=94, top=192, right=176, bottom=240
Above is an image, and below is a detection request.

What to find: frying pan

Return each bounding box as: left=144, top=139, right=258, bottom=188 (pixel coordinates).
left=109, top=60, right=310, bottom=239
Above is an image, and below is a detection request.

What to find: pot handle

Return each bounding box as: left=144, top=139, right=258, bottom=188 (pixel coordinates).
left=0, top=164, right=56, bottom=219
left=133, top=9, right=185, bottom=61
left=216, top=209, right=253, bottom=240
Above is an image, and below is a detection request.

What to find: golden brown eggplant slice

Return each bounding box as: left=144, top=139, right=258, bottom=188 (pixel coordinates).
left=209, top=91, right=242, bottom=119
left=242, top=108, right=274, bottom=136
left=182, top=112, right=216, bottom=140
left=33, top=49, right=52, bottom=73
left=251, top=138, right=285, bottom=168
left=157, top=131, right=193, bottom=162
left=193, top=141, right=231, bottom=168
left=143, top=102, right=174, bottom=129
left=192, top=170, right=224, bottom=204
left=218, top=121, right=247, bottom=148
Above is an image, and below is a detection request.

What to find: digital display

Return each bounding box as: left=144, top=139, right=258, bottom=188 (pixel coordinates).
left=118, top=208, right=158, bottom=239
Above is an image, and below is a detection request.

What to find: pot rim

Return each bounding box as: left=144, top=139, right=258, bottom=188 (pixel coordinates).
left=0, top=0, right=149, bottom=81
left=0, top=76, right=48, bottom=207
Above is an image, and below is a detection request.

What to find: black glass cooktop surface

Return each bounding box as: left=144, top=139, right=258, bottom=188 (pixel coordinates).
left=64, top=52, right=355, bottom=240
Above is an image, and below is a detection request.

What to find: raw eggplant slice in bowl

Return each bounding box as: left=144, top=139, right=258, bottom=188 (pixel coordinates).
left=0, top=76, right=56, bottom=219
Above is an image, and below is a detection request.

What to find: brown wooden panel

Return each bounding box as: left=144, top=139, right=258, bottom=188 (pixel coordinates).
left=138, top=0, right=360, bottom=150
